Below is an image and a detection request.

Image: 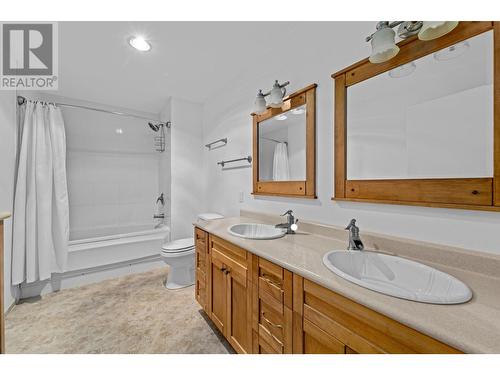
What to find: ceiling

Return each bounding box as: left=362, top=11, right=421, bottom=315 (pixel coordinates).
left=56, top=22, right=373, bottom=114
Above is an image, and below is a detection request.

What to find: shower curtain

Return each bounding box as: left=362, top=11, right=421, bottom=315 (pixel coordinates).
left=272, top=142, right=290, bottom=181
left=11, top=100, right=69, bottom=285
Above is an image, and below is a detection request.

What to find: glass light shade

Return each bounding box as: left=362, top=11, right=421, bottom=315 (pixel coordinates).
left=389, top=61, right=416, bottom=78
left=369, top=27, right=400, bottom=63
left=418, top=21, right=459, bottom=41
left=434, top=41, right=470, bottom=61
left=253, top=92, right=267, bottom=114
left=268, top=82, right=285, bottom=108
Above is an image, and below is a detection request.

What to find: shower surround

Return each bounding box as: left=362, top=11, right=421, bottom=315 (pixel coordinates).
left=17, top=94, right=171, bottom=298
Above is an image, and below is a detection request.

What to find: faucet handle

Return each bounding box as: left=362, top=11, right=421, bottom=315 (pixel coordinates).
left=345, top=218, right=357, bottom=230
left=281, top=209, right=293, bottom=217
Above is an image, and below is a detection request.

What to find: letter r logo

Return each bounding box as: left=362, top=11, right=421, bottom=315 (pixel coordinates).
left=2, top=23, right=53, bottom=75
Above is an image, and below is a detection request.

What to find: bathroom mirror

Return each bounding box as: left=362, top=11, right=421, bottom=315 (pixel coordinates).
left=258, top=104, right=306, bottom=182
left=252, top=84, right=316, bottom=198
left=333, top=22, right=500, bottom=211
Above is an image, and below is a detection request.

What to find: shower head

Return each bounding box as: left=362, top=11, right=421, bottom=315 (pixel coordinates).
left=148, top=122, right=161, bottom=132
left=148, top=121, right=171, bottom=131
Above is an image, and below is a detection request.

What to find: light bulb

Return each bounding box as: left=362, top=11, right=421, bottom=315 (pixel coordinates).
left=129, top=36, right=151, bottom=52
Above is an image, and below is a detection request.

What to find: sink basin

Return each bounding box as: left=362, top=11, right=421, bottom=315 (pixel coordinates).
left=323, top=250, right=472, bottom=304
left=227, top=223, right=285, bottom=240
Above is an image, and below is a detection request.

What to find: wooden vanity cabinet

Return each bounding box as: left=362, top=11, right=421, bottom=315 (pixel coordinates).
left=194, top=228, right=461, bottom=354
left=207, top=234, right=254, bottom=354
left=293, top=276, right=461, bottom=354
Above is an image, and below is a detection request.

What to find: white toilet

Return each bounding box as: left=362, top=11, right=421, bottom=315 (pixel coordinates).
left=160, top=213, right=224, bottom=289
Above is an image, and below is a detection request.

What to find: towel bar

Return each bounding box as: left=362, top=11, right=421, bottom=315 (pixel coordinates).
left=205, top=138, right=227, bottom=150
left=217, top=156, right=252, bottom=168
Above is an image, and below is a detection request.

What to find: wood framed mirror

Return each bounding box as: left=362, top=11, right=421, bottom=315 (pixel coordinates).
left=333, top=21, right=500, bottom=211
left=252, top=84, right=317, bottom=198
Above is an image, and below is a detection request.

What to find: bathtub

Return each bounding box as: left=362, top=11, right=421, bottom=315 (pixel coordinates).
left=67, top=224, right=170, bottom=272
left=19, top=224, right=170, bottom=298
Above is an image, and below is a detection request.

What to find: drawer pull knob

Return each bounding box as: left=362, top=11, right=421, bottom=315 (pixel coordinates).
left=261, top=312, right=283, bottom=330
left=261, top=273, right=282, bottom=288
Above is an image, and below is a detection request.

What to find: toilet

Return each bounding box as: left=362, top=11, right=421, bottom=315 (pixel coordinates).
left=160, top=213, right=224, bottom=289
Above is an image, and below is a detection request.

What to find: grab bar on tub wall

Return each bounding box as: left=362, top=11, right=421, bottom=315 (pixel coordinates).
left=217, top=156, right=252, bottom=168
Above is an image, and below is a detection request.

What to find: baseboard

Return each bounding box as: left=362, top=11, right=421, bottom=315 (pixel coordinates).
left=5, top=300, right=16, bottom=315
left=19, top=255, right=164, bottom=299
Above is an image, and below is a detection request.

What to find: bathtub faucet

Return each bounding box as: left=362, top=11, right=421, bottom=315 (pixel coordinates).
left=156, top=193, right=165, bottom=206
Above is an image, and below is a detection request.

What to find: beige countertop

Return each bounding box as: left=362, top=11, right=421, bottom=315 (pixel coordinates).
left=195, top=212, right=500, bottom=354
left=0, top=212, right=11, bottom=221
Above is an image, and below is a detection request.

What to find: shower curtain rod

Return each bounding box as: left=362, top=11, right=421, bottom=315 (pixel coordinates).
left=16, top=95, right=164, bottom=123
left=261, top=137, right=288, bottom=145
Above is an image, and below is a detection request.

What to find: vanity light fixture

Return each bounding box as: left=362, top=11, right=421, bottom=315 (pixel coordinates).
left=418, top=21, right=459, bottom=41
left=128, top=36, right=151, bottom=52
left=253, top=80, right=290, bottom=114
left=434, top=41, right=470, bottom=61
left=366, top=21, right=459, bottom=64
left=389, top=61, right=416, bottom=78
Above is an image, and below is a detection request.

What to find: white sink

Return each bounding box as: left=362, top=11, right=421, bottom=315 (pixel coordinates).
left=227, top=223, right=285, bottom=240
left=323, top=250, right=472, bottom=304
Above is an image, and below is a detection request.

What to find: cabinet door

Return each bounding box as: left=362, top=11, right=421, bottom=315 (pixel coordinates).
left=226, top=266, right=252, bottom=354
left=209, top=256, right=227, bottom=334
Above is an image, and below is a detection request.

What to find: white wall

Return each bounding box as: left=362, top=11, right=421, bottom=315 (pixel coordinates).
left=169, top=98, right=204, bottom=240
left=201, top=25, right=500, bottom=255
left=0, top=91, right=18, bottom=311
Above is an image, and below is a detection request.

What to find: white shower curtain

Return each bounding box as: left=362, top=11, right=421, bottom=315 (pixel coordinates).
left=272, top=142, right=290, bottom=181
left=11, top=100, right=69, bottom=285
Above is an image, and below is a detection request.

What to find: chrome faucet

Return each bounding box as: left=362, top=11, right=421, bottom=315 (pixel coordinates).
left=275, top=210, right=298, bottom=234
left=156, top=193, right=165, bottom=206
left=345, top=219, right=364, bottom=251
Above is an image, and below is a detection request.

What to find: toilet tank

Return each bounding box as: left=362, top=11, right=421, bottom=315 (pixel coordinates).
left=197, top=213, right=224, bottom=222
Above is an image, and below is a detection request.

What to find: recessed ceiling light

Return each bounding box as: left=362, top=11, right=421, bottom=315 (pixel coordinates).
left=291, top=107, right=305, bottom=115
left=434, top=41, right=470, bottom=61
left=129, top=36, right=151, bottom=52
left=115, top=128, right=124, bottom=135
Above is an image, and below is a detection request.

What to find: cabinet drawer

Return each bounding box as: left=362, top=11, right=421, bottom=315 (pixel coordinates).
left=258, top=325, right=284, bottom=354
left=303, top=319, right=345, bottom=354
left=256, top=258, right=292, bottom=309
left=195, top=249, right=206, bottom=272
left=195, top=269, right=207, bottom=309
left=258, top=299, right=285, bottom=344
left=210, top=236, right=248, bottom=285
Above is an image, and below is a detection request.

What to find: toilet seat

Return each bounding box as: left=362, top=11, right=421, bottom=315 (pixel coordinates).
left=161, top=237, right=195, bottom=254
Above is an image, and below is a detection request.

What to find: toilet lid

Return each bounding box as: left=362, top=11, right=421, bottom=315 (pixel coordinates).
left=161, top=237, right=195, bottom=253
left=198, top=213, right=224, bottom=221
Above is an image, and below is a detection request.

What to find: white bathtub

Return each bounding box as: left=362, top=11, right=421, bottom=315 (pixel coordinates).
left=67, top=224, right=170, bottom=271
left=20, top=224, right=170, bottom=298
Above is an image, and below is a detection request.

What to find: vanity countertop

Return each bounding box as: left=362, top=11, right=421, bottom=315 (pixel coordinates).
left=0, top=212, right=11, bottom=221
left=194, top=213, right=500, bottom=354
